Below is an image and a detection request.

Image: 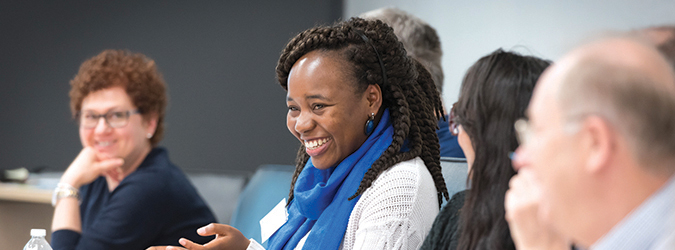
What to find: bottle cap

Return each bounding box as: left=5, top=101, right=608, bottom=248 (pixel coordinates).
left=30, top=229, right=46, bottom=237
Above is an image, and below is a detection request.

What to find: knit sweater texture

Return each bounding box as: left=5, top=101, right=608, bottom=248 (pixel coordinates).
left=249, top=157, right=439, bottom=250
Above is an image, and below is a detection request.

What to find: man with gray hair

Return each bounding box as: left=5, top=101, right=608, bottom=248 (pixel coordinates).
left=361, top=7, right=464, bottom=158
left=505, top=37, right=675, bottom=250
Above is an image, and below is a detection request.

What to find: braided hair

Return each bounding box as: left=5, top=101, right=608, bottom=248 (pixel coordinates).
left=276, top=17, right=449, bottom=206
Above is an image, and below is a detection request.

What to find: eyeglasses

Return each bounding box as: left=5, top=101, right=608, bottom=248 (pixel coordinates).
left=514, top=113, right=592, bottom=146
left=449, top=102, right=460, bottom=136
left=78, top=110, right=141, bottom=129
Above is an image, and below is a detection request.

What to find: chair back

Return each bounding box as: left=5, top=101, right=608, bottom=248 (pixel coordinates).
left=187, top=172, right=248, bottom=223
left=440, top=157, right=468, bottom=207
left=229, top=164, right=295, bottom=243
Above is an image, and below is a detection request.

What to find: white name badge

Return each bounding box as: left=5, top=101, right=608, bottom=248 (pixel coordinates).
left=260, top=198, right=289, bottom=243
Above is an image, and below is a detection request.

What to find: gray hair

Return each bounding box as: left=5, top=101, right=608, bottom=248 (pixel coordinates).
left=558, top=38, right=675, bottom=174
left=360, top=7, right=444, bottom=94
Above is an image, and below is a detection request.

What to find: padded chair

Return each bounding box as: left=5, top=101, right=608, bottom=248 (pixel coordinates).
left=187, top=172, right=248, bottom=223
left=440, top=156, right=468, bottom=207
left=229, top=164, right=295, bottom=244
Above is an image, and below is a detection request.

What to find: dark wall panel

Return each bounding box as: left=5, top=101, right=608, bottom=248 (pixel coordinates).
left=0, top=0, right=342, bottom=173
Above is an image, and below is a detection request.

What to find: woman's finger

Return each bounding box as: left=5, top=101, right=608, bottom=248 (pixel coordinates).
left=178, top=238, right=204, bottom=250
left=148, top=247, right=185, bottom=250
left=166, top=246, right=189, bottom=250
left=95, top=158, right=124, bottom=172
left=197, top=223, right=232, bottom=236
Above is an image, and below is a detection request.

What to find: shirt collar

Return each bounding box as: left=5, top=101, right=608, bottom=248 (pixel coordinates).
left=591, top=175, right=675, bottom=250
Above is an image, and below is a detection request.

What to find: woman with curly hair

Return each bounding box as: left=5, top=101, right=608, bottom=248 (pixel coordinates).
left=420, top=49, right=550, bottom=250
left=158, top=17, right=449, bottom=250
left=51, top=50, right=216, bottom=250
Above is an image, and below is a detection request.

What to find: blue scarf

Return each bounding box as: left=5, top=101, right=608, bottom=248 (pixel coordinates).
left=268, top=109, right=395, bottom=250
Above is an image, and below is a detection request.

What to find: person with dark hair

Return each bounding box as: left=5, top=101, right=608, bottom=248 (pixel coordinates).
left=420, top=49, right=551, bottom=250
left=153, top=17, right=448, bottom=250
left=51, top=49, right=216, bottom=250
left=360, top=7, right=465, bottom=158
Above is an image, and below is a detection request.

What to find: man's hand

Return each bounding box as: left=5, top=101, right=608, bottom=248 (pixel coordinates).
left=505, top=170, right=570, bottom=250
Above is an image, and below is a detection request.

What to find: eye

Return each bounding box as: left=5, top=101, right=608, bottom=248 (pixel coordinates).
left=288, top=106, right=299, bottom=112
left=313, top=104, right=325, bottom=110
left=83, top=113, right=96, bottom=120
left=111, top=111, right=127, bottom=119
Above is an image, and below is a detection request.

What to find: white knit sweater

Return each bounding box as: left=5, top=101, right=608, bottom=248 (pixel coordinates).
left=249, top=157, right=440, bottom=250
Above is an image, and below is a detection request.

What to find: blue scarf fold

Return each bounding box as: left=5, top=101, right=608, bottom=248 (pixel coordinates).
left=268, top=109, right=395, bottom=250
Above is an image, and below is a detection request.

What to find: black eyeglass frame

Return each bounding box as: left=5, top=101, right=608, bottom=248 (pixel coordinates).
left=77, top=109, right=141, bottom=129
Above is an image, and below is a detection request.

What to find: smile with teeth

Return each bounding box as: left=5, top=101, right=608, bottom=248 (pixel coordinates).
left=96, top=141, right=114, bottom=147
left=304, top=138, right=331, bottom=150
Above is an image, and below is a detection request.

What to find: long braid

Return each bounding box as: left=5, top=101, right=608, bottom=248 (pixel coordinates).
left=412, top=60, right=448, bottom=204
left=278, top=18, right=449, bottom=205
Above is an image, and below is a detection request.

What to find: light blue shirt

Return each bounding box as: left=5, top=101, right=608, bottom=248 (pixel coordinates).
left=591, top=175, right=675, bottom=250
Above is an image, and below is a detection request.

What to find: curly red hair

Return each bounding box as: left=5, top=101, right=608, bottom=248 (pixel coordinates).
left=69, top=49, right=167, bottom=146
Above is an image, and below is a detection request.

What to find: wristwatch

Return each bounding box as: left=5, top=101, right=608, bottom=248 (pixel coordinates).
left=51, top=183, right=81, bottom=207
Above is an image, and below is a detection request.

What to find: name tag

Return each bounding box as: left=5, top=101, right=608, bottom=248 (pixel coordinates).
left=260, top=198, right=288, bottom=243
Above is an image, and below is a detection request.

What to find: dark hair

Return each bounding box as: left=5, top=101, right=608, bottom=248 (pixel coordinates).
left=276, top=18, right=449, bottom=205
left=70, top=49, right=167, bottom=146
left=453, top=49, right=551, bottom=250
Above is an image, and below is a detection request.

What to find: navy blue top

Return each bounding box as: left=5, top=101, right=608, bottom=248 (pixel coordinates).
left=437, top=115, right=465, bottom=158
left=51, top=147, right=216, bottom=250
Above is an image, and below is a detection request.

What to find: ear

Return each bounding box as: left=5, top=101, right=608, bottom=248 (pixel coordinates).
left=365, top=84, right=383, bottom=113
left=582, top=116, right=615, bottom=174
left=143, top=112, right=159, bottom=136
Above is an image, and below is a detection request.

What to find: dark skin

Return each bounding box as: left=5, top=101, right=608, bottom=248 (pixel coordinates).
left=145, top=223, right=248, bottom=250
left=147, top=51, right=382, bottom=250
left=286, top=50, right=382, bottom=170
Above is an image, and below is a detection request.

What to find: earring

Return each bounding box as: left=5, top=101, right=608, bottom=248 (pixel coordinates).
left=147, top=133, right=153, bottom=139
left=364, top=113, right=376, bottom=136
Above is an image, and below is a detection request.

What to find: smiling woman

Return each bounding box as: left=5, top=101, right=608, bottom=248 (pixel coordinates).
left=50, top=50, right=216, bottom=250
left=161, top=17, right=449, bottom=250
left=285, top=50, right=380, bottom=170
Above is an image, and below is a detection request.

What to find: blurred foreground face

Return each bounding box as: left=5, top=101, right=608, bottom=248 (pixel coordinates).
left=511, top=61, right=587, bottom=239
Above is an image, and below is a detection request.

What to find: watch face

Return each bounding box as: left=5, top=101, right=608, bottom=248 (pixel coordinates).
left=52, top=186, right=80, bottom=207
left=51, top=189, right=61, bottom=207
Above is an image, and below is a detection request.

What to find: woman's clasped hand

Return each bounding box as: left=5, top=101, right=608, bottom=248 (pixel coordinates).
left=59, top=147, right=125, bottom=189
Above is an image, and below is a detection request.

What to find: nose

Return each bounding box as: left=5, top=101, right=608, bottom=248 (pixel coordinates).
left=294, top=111, right=314, bottom=135
left=510, top=146, right=528, bottom=171
left=94, top=116, right=112, bottom=134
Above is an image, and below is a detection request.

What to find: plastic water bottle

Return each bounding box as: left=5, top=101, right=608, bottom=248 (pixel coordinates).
left=23, top=229, right=53, bottom=250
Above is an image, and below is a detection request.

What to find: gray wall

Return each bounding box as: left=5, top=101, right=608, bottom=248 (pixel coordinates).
left=344, top=0, right=675, bottom=106
left=0, top=1, right=342, bottom=173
